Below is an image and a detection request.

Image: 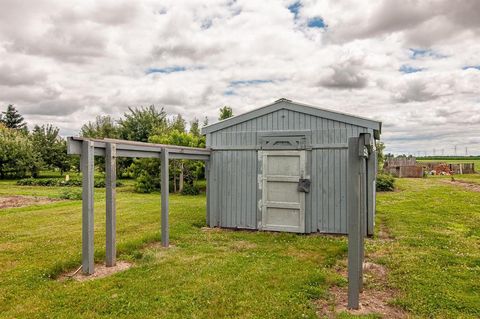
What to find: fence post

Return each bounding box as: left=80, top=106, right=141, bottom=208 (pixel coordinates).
left=81, top=140, right=95, bottom=275
left=161, top=148, right=169, bottom=247
left=105, top=143, right=116, bottom=267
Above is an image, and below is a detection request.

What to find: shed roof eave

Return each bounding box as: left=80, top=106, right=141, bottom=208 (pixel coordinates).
left=201, top=99, right=382, bottom=135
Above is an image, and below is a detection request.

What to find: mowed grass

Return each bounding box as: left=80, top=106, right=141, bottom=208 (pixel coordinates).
left=0, top=177, right=479, bottom=318
left=0, top=182, right=345, bottom=318
left=374, top=178, right=480, bottom=318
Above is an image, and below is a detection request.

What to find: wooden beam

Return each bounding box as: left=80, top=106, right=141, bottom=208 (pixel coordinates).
left=81, top=140, right=95, bottom=275
left=67, top=137, right=210, bottom=160
left=161, top=148, right=169, bottom=247
left=105, top=143, right=116, bottom=267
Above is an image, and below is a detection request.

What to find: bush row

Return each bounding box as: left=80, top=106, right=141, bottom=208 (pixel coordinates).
left=16, top=177, right=123, bottom=188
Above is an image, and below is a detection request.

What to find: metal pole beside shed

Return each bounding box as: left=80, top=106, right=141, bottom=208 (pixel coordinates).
left=347, top=133, right=372, bottom=309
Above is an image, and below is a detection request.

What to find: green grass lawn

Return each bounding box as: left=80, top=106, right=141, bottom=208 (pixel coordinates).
left=0, top=178, right=479, bottom=318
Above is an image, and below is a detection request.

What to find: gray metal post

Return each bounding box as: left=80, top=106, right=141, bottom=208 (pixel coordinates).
left=359, top=155, right=366, bottom=293
left=105, top=143, right=116, bottom=267
left=347, top=137, right=362, bottom=309
left=161, top=148, right=169, bottom=247
left=205, top=160, right=211, bottom=227
left=81, top=140, right=95, bottom=275
left=367, top=149, right=376, bottom=236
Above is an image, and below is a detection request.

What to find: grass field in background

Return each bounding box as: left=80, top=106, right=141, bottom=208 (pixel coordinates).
left=416, top=158, right=480, bottom=172
left=0, top=175, right=479, bottom=318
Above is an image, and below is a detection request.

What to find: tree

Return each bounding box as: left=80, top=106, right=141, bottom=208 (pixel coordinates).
left=80, top=115, right=119, bottom=139
left=119, top=105, right=167, bottom=142
left=170, top=114, right=186, bottom=133
left=0, top=124, right=37, bottom=178
left=150, top=130, right=205, bottom=193
left=203, top=116, right=209, bottom=127
left=31, top=124, right=70, bottom=174
left=376, top=141, right=385, bottom=171
left=218, top=106, right=233, bottom=120
left=190, top=118, right=200, bottom=137
left=1, top=105, right=27, bottom=130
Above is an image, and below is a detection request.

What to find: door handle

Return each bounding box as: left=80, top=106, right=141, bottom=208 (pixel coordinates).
left=297, top=178, right=311, bottom=193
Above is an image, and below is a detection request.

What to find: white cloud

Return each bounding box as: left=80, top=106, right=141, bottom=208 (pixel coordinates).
left=0, top=0, right=479, bottom=155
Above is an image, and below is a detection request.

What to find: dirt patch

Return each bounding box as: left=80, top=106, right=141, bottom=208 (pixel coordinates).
left=317, top=261, right=406, bottom=318
left=378, top=219, right=394, bottom=242
left=58, top=261, right=133, bottom=282
left=443, top=180, right=480, bottom=192
left=0, top=195, right=59, bottom=209
left=230, top=240, right=257, bottom=251
left=201, top=226, right=224, bottom=233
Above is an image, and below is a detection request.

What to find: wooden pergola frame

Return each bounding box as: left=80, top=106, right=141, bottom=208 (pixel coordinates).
left=67, top=137, right=211, bottom=275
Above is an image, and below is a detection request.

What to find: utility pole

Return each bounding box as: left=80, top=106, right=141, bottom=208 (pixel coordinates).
left=454, top=145, right=457, bottom=156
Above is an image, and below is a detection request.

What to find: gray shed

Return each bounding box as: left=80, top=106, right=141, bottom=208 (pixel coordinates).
left=202, top=98, right=381, bottom=235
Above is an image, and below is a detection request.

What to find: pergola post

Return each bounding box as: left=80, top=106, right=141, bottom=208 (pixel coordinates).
left=81, top=140, right=95, bottom=275
left=161, top=148, right=169, bottom=247
left=105, top=143, right=116, bottom=267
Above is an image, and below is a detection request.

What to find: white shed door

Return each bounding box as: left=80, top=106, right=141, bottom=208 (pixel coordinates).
left=261, top=150, right=306, bottom=233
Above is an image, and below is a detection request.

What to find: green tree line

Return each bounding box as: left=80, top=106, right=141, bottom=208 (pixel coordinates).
left=0, top=104, right=233, bottom=194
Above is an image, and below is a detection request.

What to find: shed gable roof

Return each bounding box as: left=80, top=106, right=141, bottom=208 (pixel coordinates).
left=201, top=99, right=382, bottom=137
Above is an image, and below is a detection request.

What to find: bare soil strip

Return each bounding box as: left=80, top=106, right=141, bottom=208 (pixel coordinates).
left=443, top=180, right=480, bottom=192
left=317, top=218, right=406, bottom=318
left=0, top=195, right=60, bottom=209
left=58, top=261, right=133, bottom=282
left=317, top=260, right=407, bottom=318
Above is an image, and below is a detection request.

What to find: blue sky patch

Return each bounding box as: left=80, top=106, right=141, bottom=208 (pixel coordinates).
left=399, top=65, right=424, bottom=74
left=223, top=90, right=236, bottom=96
left=201, top=19, right=213, bottom=30
left=230, top=79, right=273, bottom=86
left=288, top=1, right=301, bottom=19
left=146, top=66, right=186, bottom=74
left=307, top=17, right=326, bottom=28
left=409, top=48, right=446, bottom=59
left=462, top=65, right=480, bottom=70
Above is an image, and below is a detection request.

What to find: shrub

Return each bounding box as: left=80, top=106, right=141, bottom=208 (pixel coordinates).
left=59, top=189, right=82, bottom=200
left=17, top=177, right=123, bottom=188
left=181, top=184, right=200, bottom=195
left=0, top=125, right=39, bottom=178
left=134, top=172, right=156, bottom=193
left=376, top=174, right=395, bottom=192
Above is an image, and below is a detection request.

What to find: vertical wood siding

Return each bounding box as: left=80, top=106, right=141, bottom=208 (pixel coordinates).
left=207, top=108, right=369, bottom=234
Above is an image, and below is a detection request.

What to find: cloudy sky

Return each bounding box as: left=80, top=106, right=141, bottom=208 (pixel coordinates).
left=0, top=0, right=479, bottom=155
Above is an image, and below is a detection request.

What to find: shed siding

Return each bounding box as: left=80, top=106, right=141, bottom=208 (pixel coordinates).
left=207, top=108, right=369, bottom=234
left=209, top=150, right=257, bottom=229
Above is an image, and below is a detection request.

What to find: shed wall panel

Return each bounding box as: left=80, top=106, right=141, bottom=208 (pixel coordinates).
left=209, top=150, right=257, bottom=229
